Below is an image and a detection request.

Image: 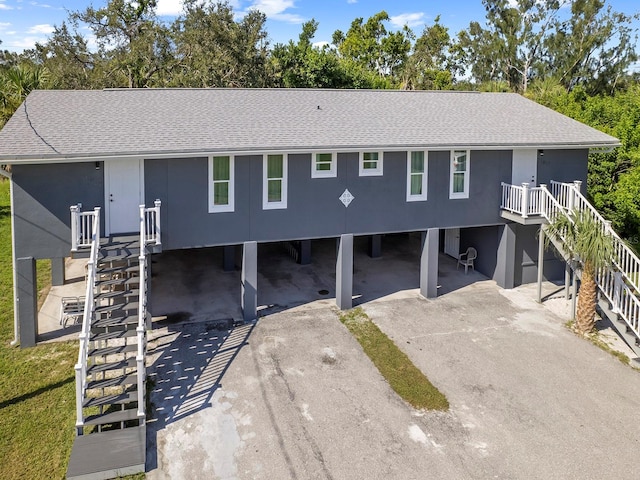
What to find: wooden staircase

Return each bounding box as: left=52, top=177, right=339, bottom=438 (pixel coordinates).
left=67, top=201, right=160, bottom=480
left=67, top=237, right=147, bottom=480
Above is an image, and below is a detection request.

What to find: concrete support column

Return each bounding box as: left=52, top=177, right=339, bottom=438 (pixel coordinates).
left=17, top=257, right=37, bottom=348
left=368, top=234, right=382, bottom=258
left=496, top=223, right=517, bottom=289
left=420, top=228, right=439, bottom=299
left=51, top=257, right=66, bottom=286
left=336, top=234, right=353, bottom=310
left=564, top=262, right=571, bottom=300
left=537, top=227, right=545, bottom=303
left=241, top=242, right=257, bottom=322
left=223, top=245, right=235, bottom=272
left=299, top=240, right=311, bottom=265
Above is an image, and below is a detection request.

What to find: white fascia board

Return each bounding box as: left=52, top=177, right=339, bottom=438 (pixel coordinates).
left=0, top=142, right=620, bottom=165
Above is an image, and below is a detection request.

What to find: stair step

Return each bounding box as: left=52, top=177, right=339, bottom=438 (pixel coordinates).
left=84, top=407, right=141, bottom=427
left=95, top=290, right=139, bottom=301
left=90, top=329, right=137, bottom=342
left=97, top=264, right=140, bottom=276
left=93, top=314, right=139, bottom=329
left=96, top=277, right=140, bottom=288
left=95, top=302, right=139, bottom=315
left=91, top=324, right=137, bottom=336
left=99, top=251, right=140, bottom=263
left=84, top=391, right=138, bottom=409
left=88, top=357, right=137, bottom=375
left=89, top=343, right=137, bottom=358
left=87, top=374, right=137, bottom=391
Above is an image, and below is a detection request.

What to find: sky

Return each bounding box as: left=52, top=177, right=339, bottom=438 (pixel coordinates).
left=0, top=0, right=639, bottom=53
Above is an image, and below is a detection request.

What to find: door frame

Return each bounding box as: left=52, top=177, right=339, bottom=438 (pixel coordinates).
left=511, top=149, right=538, bottom=186
left=104, top=158, right=145, bottom=236
left=444, top=228, right=460, bottom=258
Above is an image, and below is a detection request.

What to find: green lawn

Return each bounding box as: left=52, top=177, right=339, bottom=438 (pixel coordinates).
left=0, top=178, right=78, bottom=479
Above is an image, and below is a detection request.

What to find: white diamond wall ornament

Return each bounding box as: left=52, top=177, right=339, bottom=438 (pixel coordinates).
left=339, top=189, right=355, bottom=207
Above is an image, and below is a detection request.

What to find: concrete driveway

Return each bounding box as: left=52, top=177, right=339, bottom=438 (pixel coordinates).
left=145, top=275, right=640, bottom=479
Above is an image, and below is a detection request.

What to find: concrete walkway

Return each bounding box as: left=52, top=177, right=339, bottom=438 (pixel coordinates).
left=145, top=279, right=640, bottom=479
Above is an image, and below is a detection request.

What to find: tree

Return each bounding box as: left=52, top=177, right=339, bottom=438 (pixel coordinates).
left=271, top=20, right=380, bottom=89
left=0, top=40, right=20, bottom=70
left=333, top=11, right=411, bottom=83
left=544, top=0, right=639, bottom=94
left=72, top=0, right=173, bottom=88
left=29, top=22, right=102, bottom=89
left=401, top=16, right=457, bottom=90
left=0, top=64, right=50, bottom=127
left=545, top=210, right=614, bottom=334
left=170, top=0, right=272, bottom=88
left=456, top=0, right=638, bottom=94
left=456, top=0, right=564, bottom=92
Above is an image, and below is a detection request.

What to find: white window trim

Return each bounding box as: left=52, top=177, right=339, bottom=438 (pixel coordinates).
left=406, top=151, right=428, bottom=202
left=449, top=149, right=470, bottom=199
left=263, top=153, right=288, bottom=210
left=311, top=152, right=337, bottom=178
left=208, top=154, right=234, bottom=213
left=359, top=151, right=383, bottom=176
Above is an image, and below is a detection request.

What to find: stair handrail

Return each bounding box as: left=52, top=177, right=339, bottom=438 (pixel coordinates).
left=142, top=199, right=162, bottom=246
left=74, top=206, right=100, bottom=434
left=500, top=181, right=640, bottom=342
left=545, top=181, right=640, bottom=342
left=70, top=203, right=97, bottom=251
left=550, top=181, right=640, bottom=295
left=136, top=205, right=148, bottom=423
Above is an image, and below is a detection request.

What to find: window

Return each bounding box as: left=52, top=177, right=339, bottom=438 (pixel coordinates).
left=208, top=155, right=234, bottom=213
left=311, top=152, right=336, bottom=178
left=450, top=150, right=470, bottom=199
left=407, top=151, right=427, bottom=201
left=263, top=154, right=288, bottom=209
left=359, top=151, right=383, bottom=176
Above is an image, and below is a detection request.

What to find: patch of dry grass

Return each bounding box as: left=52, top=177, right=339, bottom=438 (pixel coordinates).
left=339, top=307, right=449, bottom=411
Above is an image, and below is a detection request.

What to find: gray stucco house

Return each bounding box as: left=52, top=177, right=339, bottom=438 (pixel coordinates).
left=0, top=88, right=627, bottom=478
left=0, top=88, right=620, bottom=343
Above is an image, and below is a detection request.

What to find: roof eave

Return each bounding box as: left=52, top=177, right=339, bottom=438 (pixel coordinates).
left=0, top=141, right=621, bottom=165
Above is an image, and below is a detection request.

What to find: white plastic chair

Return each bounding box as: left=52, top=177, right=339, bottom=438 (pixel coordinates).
left=457, top=247, right=477, bottom=274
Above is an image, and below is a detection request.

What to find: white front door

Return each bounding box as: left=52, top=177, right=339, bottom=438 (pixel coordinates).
left=512, top=149, right=537, bottom=186
left=105, top=158, right=144, bottom=235
left=444, top=228, right=460, bottom=258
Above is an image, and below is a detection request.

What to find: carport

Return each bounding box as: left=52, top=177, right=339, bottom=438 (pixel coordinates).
left=148, top=232, right=484, bottom=325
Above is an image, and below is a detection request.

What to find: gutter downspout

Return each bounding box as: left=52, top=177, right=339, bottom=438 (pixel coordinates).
left=0, top=167, right=19, bottom=346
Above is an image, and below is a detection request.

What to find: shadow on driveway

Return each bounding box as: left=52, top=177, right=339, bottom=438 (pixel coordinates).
left=146, top=318, right=255, bottom=472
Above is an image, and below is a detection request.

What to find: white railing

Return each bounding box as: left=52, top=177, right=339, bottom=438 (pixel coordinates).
left=142, top=200, right=162, bottom=246
left=74, top=207, right=100, bottom=435
left=137, top=205, right=148, bottom=423
left=500, top=180, right=640, bottom=342
left=70, top=204, right=98, bottom=251
left=134, top=200, right=161, bottom=424
left=550, top=181, right=640, bottom=296
left=500, top=182, right=548, bottom=218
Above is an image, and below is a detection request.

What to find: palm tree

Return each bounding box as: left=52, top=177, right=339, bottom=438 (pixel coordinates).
left=545, top=209, right=615, bottom=335
left=0, top=64, right=50, bottom=127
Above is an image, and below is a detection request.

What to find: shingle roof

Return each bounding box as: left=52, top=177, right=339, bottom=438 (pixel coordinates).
left=0, top=88, right=619, bottom=162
